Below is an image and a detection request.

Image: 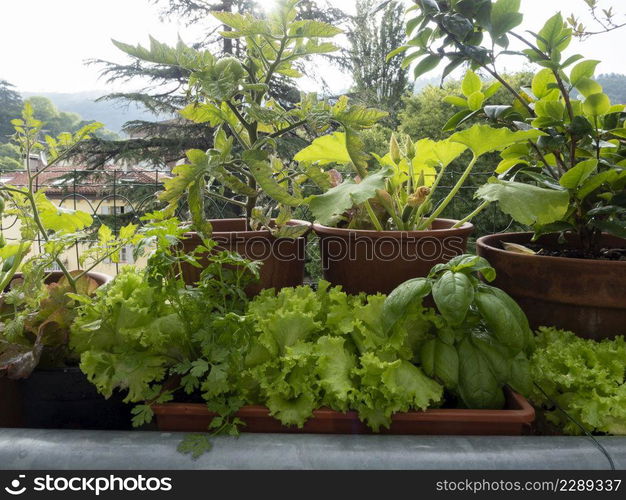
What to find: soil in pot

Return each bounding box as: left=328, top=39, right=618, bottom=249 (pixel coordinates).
left=18, top=367, right=132, bottom=430
left=477, top=232, right=626, bottom=340
left=153, top=388, right=533, bottom=436
left=313, top=218, right=473, bottom=295
left=180, top=218, right=308, bottom=295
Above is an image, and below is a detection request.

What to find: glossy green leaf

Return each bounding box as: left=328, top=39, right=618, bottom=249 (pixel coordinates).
left=432, top=271, right=474, bottom=326
left=443, top=95, right=468, bottom=108
left=470, top=331, right=511, bottom=383
left=575, top=77, right=602, bottom=98
left=420, top=338, right=459, bottom=389
left=467, top=91, right=485, bottom=111
left=559, top=159, right=598, bottom=189
left=457, top=337, right=504, bottom=409
left=413, top=54, right=441, bottom=79
left=382, top=278, right=432, bottom=332
left=583, top=93, right=611, bottom=116
left=537, top=13, right=565, bottom=51
left=535, top=99, right=565, bottom=120
left=490, top=0, right=523, bottom=38
left=570, top=60, right=600, bottom=86
left=475, top=285, right=529, bottom=353
left=495, top=157, right=528, bottom=174
left=443, top=254, right=497, bottom=282
left=442, top=110, right=472, bottom=131
left=461, top=70, right=482, bottom=98
left=531, top=68, right=557, bottom=100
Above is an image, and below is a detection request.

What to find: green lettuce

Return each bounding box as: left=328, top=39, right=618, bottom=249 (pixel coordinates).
left=243, top=282, right=443, bottom=430
left=531, top=327, right=626, bottom=435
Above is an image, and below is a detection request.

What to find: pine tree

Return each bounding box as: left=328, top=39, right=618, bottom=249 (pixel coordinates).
left=0, top=80, right=23, bottom=143
left=345, top=0, right=409, bottom=125
left=79, top=0, right=348, bottom=168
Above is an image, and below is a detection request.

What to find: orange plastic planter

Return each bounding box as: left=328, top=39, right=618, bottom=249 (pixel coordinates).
left=153, top=388, right=534, bottom=436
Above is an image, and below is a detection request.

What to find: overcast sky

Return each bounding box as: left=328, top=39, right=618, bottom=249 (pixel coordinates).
left=1, top=0, right=624, bottom=95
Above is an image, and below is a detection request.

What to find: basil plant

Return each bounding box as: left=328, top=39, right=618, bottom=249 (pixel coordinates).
left=394, top=0, right=626, bottom=254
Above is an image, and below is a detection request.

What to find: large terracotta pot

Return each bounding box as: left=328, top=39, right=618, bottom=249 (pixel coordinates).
left=180, top=218, right=309, bottom=295
left=477, top=232, right=626, bottom=340
left=312, top=218, right=474, bottom=295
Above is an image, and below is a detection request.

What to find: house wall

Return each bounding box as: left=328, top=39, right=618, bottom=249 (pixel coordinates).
left=1, top=196, right=149, bottom=278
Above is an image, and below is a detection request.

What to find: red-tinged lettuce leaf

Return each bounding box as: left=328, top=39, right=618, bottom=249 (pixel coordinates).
left=0, top=340, right=43, bottom=379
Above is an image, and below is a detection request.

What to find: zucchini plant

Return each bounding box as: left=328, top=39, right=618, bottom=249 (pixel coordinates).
left=296, top=119, right=542, bottom=230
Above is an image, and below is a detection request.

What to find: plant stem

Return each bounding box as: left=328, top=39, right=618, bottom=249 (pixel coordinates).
left=420, top=154, right=478, bottom=229
left=0, top=242, right=29, bottom=292
left=270, top=119, right=307, bottom=138
left=412, top=164, right=448, bottom=228
left=363, top=200, right=384, bottom=231
left=24, top=139, right=77, bottom=292
left=453, top=201, right=491, bottom=228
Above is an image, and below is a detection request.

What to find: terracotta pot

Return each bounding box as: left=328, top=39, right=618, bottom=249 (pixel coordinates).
left=180, top=218, right=309, bottom=295
left=0, top=377, right=22, bottom=427
left=153, top=388, right=533, bottom=435
left=312, top=218, right=474, bottom=295
left=477, top=232, right=626, bottom=340
left=40, top=270, right=112, bottom=287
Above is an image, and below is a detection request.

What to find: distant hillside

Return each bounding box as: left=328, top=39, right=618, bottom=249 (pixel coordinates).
left=21, top=91, right=163, bottom=134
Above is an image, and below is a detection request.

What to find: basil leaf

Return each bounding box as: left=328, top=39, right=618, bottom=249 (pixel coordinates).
left=432, top=271, right=474, bottom=325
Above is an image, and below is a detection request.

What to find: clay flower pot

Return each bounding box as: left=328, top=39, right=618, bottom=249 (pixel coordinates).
left=477, top=232, right=626, bottom=340
left=180, top=218, right=309, bottom=295
left=312, top=218, right=474, bottom=295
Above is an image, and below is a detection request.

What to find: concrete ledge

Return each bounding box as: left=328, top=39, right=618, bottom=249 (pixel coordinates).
left=1, top=429, right=624, bottom=470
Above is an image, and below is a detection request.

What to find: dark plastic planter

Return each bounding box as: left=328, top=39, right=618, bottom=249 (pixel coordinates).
left=477, top=232, right=626, bottom=340
left=18, top=367, right=132, bottom=430
left=180, top=218, right=309, bottom=295
left=153, top=388, right=533, bottom=435
left=312, top=218, right=474, bottom=294
left=3, top=271, right=131, bottom=430
left=0, top=378, right=22, bottom=427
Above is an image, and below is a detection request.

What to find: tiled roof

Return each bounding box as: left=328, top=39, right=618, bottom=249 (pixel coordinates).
left=1, top=164, right=171, bottom=197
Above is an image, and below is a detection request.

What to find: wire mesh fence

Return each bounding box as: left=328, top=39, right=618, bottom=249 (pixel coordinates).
left=0, top=167, right=518, bottom=277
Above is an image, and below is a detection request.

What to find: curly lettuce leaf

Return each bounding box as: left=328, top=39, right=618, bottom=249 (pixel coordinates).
left=531, top=327, right=626, bottom=435
left=353, top=353, right=443, bottom=431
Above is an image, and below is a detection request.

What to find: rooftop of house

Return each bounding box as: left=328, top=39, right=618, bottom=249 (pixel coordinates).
left=0, top=163, right=171, bottom=197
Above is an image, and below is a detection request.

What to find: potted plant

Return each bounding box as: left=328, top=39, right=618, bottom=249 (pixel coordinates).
left=111, top=0, right=356, bottom=293
left=399, top=0, right=626, bottom=338
left=0, top=104, right=140, bottom=428
left=295, top=116, right=541, bottom=293
left=72, top=251, right=535, bottom=458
